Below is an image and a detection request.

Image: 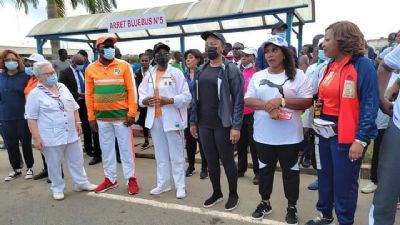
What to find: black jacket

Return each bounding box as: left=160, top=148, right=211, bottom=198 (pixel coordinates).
left=190, top=61, right=244, bottom=130
left=59, top=67, right=82, bottom=101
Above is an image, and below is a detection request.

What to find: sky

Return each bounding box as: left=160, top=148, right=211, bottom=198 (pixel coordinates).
left=0, top=0, right=399, bottom=56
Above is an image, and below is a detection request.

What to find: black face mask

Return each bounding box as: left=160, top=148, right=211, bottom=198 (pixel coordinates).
left=206, top=47, right=219, bottom=60
left=155, top=54, right=169, bottom=67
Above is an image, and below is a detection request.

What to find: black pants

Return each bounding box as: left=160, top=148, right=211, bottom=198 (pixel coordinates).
left=78, top=99, right=101, bottom=158
left=237, top=113, right=258, bottom=175
left=137, top=107, right=149, bottom=138
left=199, top=126, right=237, bottom=196
left=184, top=127, right=207, bottom=171
left=256, top=141, right=300, bottom=206
left=0, top=120, right=34, bottom=170
left=371, top=129, right=386, bottom=184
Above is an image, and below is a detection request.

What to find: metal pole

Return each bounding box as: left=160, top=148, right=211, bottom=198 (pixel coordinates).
left=286, top=12, right=293, bottom=44
left=180, top=36, right=186, bottom=71
left=298, top=23, right=303, bottom=58
left=36, top=38, right=44, bottom=54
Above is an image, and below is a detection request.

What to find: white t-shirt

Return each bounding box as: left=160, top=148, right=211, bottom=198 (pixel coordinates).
left=245, top=68, right=313, bottom=145
left=376, top=73, right=399, bottom=129
left=383, top=45, right=400, bottom=129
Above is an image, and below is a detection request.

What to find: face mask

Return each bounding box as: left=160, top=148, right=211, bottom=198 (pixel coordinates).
left=206, top=47, right=219, bottom=60
left=103, top=48, right=115, bottom=60
left=318, top=50, right=329, bottom=62
left=155, top=54, right=169, bottom=67
left=276, top=32, right=286, bottom=40
left=46, top=74, right=58, bottom=85
left=75, top=64, right=85, bottom=71
left=25, top=67, right=33, bottom=76
left=243, top=63, right=254, bottom=70
left=5, top=61, right=18, bottom=70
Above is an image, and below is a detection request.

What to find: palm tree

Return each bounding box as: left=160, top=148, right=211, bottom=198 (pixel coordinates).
left=1, top=0, right=117, bottom=57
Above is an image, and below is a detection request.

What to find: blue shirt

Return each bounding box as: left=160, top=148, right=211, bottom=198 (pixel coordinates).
left=0, top=71, right=29, bottom=120
left=184, top=70, right=196, bottom=96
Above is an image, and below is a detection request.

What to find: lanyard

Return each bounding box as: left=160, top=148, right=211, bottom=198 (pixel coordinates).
left=37, top=84, right=65, bottom=112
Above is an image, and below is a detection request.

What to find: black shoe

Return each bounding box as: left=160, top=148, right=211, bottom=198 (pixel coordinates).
left=285, top=205, right=298, bottom=225
left=200, top=169, right=208, bottom=180
left=47, top=178, right=51, bottom=183
left=185, top=168, right=195, bottom=177
left=33, top=169, right=48, bottom=180
left=237, top=172, right=245, bottom=177
left=251, top=201, right=272, bottom=220
left=302, top=157, right=311, bottom=168
left=88, top=157, right=102, bottom=166
left=141, top=141, right=150, bottom=150
left=203, top=192, right=223, bottom=208
left=304, top=214, right=335, bottom=225
left=252, top=174, right=259, bottom=185
left=225, top=194, right=239, bottom=211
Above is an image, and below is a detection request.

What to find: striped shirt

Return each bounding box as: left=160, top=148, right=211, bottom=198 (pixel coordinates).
left=85, top=58, right=137, bottom=121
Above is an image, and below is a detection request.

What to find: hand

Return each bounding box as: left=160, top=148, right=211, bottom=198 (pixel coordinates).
left=380, top=99, right=393, bottom=116
left=75, top=122, right=82, bottom=135
left=268, top=108, right=280, bottom=120
left=265, top=98, right=281, bottom=112
left=89, top=120, right=98, bottom=133
left=33, top=137, right=44, bottom=152
left=230, top=129, right=240, bottom=144
left=124, top=116, right=135, bottom=127
left=143, top=97, right=156, bottom=106
left=159, top=96, right=174, bottom=106
left=349, top=141, right=364, bottom=162
left=190, top=126, right=198, bottom=139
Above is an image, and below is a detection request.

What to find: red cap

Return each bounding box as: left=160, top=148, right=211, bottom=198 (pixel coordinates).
left=96, top=35, right=117, bottom=48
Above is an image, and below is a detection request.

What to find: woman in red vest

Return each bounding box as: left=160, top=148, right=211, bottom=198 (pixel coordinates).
left=305, top=21, right=379, bottom=225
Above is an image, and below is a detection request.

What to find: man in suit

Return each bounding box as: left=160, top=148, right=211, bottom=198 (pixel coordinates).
left=59, top=54, right=102, bottom=165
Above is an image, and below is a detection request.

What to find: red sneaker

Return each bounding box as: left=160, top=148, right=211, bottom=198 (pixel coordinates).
left=128, top=177, right=139, bottom=195
left=95, top=178, right=118, bottom=193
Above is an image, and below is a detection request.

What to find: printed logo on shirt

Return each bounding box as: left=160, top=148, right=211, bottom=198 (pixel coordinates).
left=114, top=68, right=121, bottom=75
left=342, top=79, right=355, bottom=98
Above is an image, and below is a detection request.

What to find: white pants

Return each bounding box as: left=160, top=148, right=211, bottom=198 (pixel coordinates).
left=97, top=121, right=136, bottom=183
left=150, top=118, right=185, bottom=189
left=43, top=140, right=91, bottom=193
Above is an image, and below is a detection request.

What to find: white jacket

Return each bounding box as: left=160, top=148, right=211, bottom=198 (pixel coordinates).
left=138, top=65, right=191, bottom=131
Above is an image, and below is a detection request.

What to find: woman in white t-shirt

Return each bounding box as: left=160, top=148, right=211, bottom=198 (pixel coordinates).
left=245, top=35, right=312, bottom=224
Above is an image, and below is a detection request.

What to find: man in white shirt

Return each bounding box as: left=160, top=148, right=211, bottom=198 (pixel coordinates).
left=369, top=44, right=400, bottom=225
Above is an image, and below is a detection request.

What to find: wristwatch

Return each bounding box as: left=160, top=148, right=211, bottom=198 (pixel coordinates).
left=355, top=139, right=367, bottom=148
left=280, top=98, right=286, bottom=107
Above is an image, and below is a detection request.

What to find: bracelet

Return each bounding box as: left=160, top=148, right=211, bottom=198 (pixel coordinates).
left=75, top=121, right=82, bottom=124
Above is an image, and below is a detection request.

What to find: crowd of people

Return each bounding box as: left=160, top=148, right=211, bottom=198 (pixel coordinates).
left=0, top=21, right=399, bottom=225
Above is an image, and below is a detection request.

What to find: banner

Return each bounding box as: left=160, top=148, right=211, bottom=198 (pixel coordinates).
left=108, top=12, right=167, bottom=33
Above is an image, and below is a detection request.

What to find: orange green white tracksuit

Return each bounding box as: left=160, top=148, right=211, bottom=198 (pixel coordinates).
left=85, top=58, right=138, bottom=183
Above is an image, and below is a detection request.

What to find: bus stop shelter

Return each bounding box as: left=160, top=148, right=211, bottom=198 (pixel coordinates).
left=27, top=0, right=315, bottom=59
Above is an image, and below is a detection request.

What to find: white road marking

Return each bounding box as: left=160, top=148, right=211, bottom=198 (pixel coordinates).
left=88, top=192, right=285, bottom=225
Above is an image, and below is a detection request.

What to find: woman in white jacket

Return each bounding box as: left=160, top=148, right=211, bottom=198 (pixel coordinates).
left=138, top=43, right=191, bottom=199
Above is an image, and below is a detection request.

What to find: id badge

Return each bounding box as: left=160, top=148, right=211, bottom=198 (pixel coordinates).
left=279, top=109, right=292, bottom=120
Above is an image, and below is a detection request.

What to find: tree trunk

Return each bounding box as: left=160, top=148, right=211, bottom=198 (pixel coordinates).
left=47, top=1, right=60, bottom=60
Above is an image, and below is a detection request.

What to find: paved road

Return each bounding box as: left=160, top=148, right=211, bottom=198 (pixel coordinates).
left=0, top=147, right=398, bottom=225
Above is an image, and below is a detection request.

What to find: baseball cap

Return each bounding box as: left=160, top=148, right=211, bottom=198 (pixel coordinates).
left=153, top=42, right=170, bottom=55
left=271, top=21, right=288, bottom=31
left=201, top=31, right=226, bottom=45
left=95, top=35, right=117, bottom=48
left=264, top=35, right=289, bottom=48
left=242, top=47, right=258, bottom=58
left=318, top=38, right=324, bottom=48
left=26, top=53, right=45, bottom=62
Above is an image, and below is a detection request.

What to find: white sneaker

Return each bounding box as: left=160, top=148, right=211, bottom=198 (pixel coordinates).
left=150, top=186, right=171, bottom=195
left=176, top=188, right=186, bottom=199
left=74, top=183, right=98, bottom=192
left=361, top=182, right=377, bottom=194
left=24, top=168, right=33, bottom=180
left=53, top=192, right=65, bottom=200
left=4, top=169, right=22, bottom=181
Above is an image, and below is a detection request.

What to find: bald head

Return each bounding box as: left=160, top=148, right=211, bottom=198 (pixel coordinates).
left=71, top=54, right=85, bottom=66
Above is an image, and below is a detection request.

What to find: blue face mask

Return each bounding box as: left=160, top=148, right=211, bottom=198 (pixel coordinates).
left=318, top=49, right=329, bottom=62
left=103, top=48, right=115, bottom=60
left=46, top=74, right=58, bottom=85
left=5, top=61, right=18, bottom=70
left=25, top=67, right=33, bottom=76
left=75, top=64, right=85, bottom=71
left=275, top=32, right=286, bottom=40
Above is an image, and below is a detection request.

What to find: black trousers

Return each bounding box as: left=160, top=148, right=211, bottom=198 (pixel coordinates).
left=78, top=99, right=101, bottom=158
left=371, top=129, right=386, bottom=184
left=0, top=120, right=34, bottom=170
left=137, top=107, right=149, bottom=138
left=237, top=113, right=258, bottom=175
left=184, top=127, right=207, bottom=171
left=199, top=126, right=238, bottom=196
left=256, top=141, right=300, bottom=206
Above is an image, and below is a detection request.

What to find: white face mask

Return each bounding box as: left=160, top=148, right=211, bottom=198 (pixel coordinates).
left=243, top=63, right=253, bottom=69
left=276, top=32, right=286, bottom=40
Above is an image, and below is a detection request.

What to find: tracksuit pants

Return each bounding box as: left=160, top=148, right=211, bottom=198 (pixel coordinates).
left=315, top=135, right=362, bottom=225
left=184, top=127, right=207, bottom=171
left=78, top=99, right=101, bottom=158
left=369, top=120, right=400, bottom=225
left=43, top=140, right=91, bottom=193
left=97, top=121, right=136, bottom=183
left=370, top=129, right=386, bottom=184
left=237, top=114, right=259, bottom=175
left=256, top=142, right=300, bottom=206
left=150, top=118, right=185, bottom=189
left=0, top=119, right=34, bottom=170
